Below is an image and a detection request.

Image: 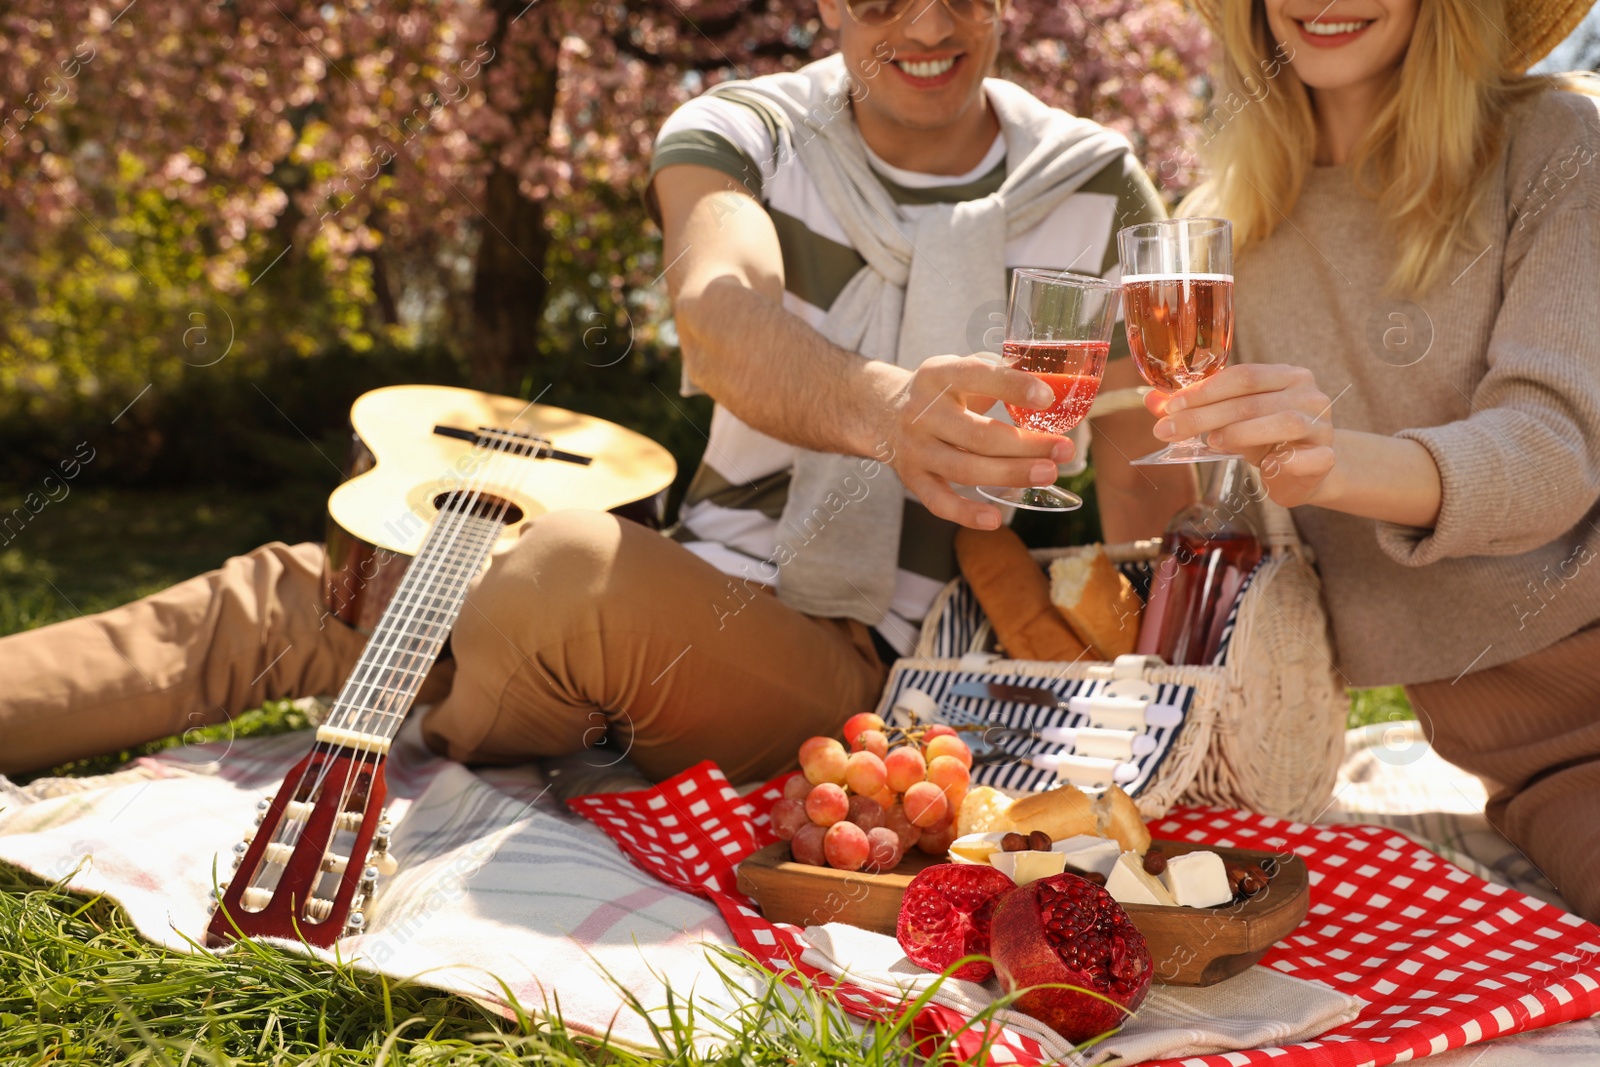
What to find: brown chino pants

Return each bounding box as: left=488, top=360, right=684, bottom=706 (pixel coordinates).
left=0, top=511, right=889, bottom=785
left=1407, top=619, right=1600, bottom=924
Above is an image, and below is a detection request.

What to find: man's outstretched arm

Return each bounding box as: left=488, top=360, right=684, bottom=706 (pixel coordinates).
left=654, top=163, right=1072, bottom=531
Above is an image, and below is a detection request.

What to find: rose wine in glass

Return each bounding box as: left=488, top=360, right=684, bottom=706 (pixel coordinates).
left=1001, top=340, right=1109, bottom=433
left=977, top=269, right=1119, bottom=512
left=1118, top=218, right=1236, bottom=465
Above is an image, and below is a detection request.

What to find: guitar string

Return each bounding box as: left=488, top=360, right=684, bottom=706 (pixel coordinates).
left=305, top=424, right=545, bottom=898
left=261, top=427, right=514, bottom=921
left=250, top=438, right=501, bottom=905
left=318, top=429, right=538, bottom=898
left=253, top=423, right=530, bottom=921
left=305, top=431, right=513, bottom=826
left=337, top=431, right=538, bottom=738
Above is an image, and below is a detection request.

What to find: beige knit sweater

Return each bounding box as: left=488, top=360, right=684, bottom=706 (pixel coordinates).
left=1233, top=87, right=1600, bottom=687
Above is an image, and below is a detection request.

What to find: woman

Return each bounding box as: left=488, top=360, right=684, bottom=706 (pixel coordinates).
left=1158, top=0, right=1600, bottom=920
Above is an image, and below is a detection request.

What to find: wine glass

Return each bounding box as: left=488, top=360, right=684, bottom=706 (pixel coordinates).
left=976, top=269, right=1119, bottom=512
left=1117, top=218, right=1235, bottom=465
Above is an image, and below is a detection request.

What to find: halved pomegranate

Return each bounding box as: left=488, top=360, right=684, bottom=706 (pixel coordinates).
left=895, top=863, right=1015, bottom=982
left=989, top=872, right=1152, bottom=1041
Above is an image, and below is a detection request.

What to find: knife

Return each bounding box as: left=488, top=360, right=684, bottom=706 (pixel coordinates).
left=948, top=681, right=1183, bottom=729
left=949, top=680, right=1070, bottom=707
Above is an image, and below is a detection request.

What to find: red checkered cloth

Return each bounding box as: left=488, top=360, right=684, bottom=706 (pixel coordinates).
left=568, top=761, right=1600, bottom=1066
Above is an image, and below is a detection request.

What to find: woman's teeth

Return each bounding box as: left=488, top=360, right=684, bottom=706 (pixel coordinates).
left=896, top=57, right=956, bottom=78
left=1300, top=19, right=1373, bottom=35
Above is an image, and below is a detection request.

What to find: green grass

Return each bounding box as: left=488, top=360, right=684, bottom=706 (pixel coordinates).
left=4, top=858, right=1037, bottom=1066
left=1348, top=686, right=1414, bottom=730
left=0, top=487, right=1411, bottom=1064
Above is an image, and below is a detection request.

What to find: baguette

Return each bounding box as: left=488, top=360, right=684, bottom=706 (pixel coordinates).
left=1006, top=783, right=1099, bottom=841
left=1049, top=546, right=1142, bottom=660
left=955, top=526, right=1087, bottom=662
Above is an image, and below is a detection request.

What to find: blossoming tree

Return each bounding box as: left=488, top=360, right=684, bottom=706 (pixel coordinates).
left=0, top=0, right=1210, bottom=405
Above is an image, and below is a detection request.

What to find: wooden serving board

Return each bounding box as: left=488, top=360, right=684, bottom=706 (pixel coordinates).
left=735, top=838, right=1309, bottom=987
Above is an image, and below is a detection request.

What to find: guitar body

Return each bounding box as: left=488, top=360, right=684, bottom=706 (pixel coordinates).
left=323, top=385, right=678, bottom=630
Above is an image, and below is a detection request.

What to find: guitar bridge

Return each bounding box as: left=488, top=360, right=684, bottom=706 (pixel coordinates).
left=431, top=424, right=593, bottom=466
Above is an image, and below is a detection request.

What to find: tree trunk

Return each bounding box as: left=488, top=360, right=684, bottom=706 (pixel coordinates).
left=467, top=1, right=561, bottom=394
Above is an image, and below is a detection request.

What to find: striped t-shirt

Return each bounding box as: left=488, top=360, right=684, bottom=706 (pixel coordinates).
left=648, top=89, right=1164, bottom=654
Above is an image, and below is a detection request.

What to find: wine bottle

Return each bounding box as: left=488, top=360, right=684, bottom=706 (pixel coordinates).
left=1135, top=459, right=1263, bottom=665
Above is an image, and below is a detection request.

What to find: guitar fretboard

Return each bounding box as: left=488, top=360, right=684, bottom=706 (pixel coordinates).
left=322, top=507, right=504, bottom=742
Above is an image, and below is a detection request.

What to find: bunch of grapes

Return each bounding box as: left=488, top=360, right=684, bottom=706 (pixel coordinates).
left=771, top=712, right=973, bottom=873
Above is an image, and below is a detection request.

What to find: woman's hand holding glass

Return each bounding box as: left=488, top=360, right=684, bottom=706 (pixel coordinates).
left=1145, top=362, right=1338, bottom=508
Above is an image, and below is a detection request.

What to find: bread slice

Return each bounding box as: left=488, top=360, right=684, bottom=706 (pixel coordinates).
left=1095, top=784, right=1152, bottom=855
left=1049, top=546, right=1142, bottom=660
left=956, top=526, right=1087, bottom=662
left=956, top=786, right=1018, bottom=836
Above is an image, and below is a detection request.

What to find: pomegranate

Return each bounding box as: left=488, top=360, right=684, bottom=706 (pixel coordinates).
left=989, top=872, right=1152, bottom=1042
left=896, top=863, right=1015, bottom=982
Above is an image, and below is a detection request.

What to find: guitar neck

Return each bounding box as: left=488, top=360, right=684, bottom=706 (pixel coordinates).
left=318, top=506, right=504, bottom=750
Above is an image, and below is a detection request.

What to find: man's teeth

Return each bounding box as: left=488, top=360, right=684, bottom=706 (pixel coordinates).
left=1301, top=19, right=1372, bottom=35
left=897, top=57, right=956, bottom=78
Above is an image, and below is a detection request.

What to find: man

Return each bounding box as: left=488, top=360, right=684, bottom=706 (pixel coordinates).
left=0, top=0, right=1191, bottom=786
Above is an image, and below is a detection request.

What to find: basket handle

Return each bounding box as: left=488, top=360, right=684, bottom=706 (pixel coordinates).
left=1256, top=493, right=1311, bottom=563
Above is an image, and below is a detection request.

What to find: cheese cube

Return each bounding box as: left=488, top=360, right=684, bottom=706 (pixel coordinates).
left=1160, top=850, right=1234, bottom=908
left=1105, top=851, right=1175, bottom=907
left=1052, top=835, right=1121, bottom=878
left=989, top=849, right=1067, bottom=885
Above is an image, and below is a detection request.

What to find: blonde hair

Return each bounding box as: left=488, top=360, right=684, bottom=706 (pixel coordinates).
left=1187, top=0, right=1562, bottom=296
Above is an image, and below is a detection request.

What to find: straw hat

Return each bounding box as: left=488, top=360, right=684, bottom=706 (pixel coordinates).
left=1191, top=0, right=1593, bottom=70
left=1507, top=0, right=1594, bottom=67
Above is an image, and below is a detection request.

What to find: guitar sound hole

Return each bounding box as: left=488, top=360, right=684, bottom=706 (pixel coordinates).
left=432, top=491, right=524, bottom=525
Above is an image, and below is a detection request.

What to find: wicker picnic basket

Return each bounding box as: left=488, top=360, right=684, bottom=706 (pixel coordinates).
left=911, top=494, right=1347, bottom=823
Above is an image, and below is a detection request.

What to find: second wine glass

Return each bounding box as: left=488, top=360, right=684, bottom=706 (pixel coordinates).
left=976, top=269, right=1119, bottom=512
left=1118, top=217, right=1235, bottom=466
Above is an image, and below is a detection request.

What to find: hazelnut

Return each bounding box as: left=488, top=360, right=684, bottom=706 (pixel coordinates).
left=1142, top=849, right=1167, bottom=876
left=1225, top=865, right=1249, bottom=895
left=1027, top=830, right=1053, bottom=852
left=1078, top=870, right=1107, bottom=886
left=1234, top=862, right=1271, bottom=897
left=1000, top=832, right=1028, bottom=853
left=1259, top=856, right=1278, bottom=877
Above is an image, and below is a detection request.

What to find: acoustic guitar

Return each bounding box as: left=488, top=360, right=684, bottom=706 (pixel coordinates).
left=206, top=384, right=676, bottom=948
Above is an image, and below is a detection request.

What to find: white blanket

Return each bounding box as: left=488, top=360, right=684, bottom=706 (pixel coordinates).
left=0, top=718, right=741, bottom=1052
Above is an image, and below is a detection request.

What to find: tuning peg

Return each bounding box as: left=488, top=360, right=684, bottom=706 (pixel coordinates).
left=371, top=851, right=398, bottom=877
left=256, top=797, right=272, bottom=812
left=345, top=911, right=366, bottom=933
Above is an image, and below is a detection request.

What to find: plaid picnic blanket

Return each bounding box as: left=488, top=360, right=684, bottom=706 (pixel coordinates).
left=5, top=716, right=1600, bottom=1065
left=573, top=761, right=1600, bottom=1067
